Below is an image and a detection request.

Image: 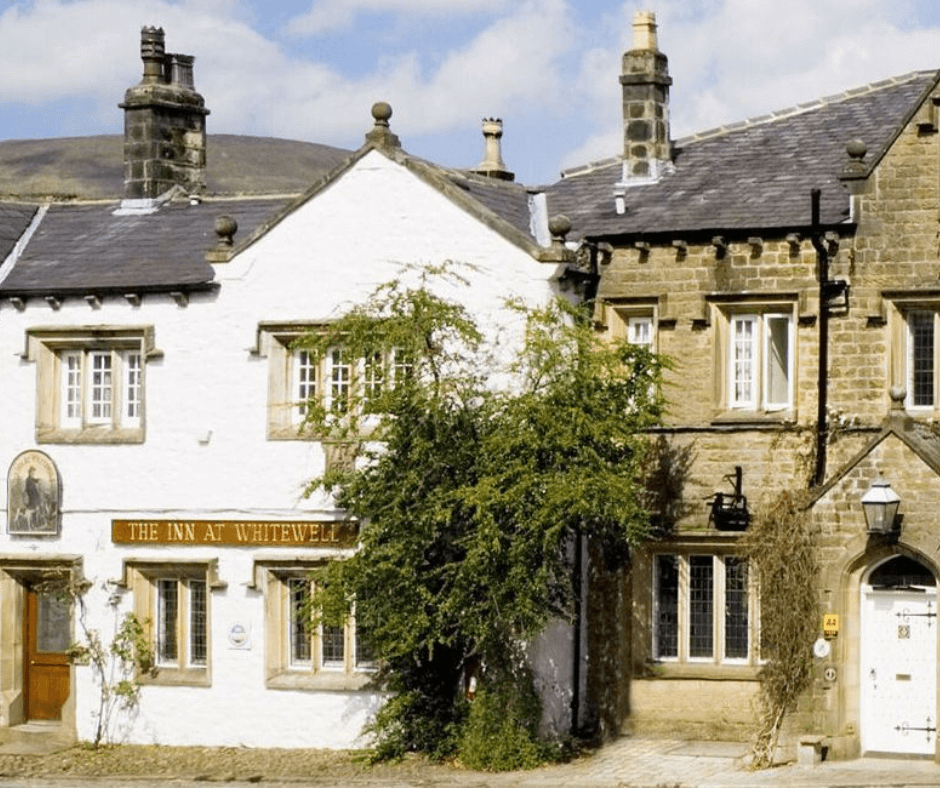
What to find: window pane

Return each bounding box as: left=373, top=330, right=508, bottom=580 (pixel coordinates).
left=36, top=591, right=71, bottom=653
left=322, top=625, right=344, bottom=667
left=63, top=352, right=82, bottom=421
left=689, top=556, right=714, bottom=658
left=628, top=316, right=653, bottom=348
left=910, top=311, right=935, bottom=407
left=724, top=557, right=749, bottom=659
left=89, top=351, right=113, bottom=421
left=288, top=578, right=312, bottom=665
left=125, top=351, right=142, bottom=420
left=157, top=579, right=178, bottom=663
left=363, top=351, right=384, bottom=410
left=654, top=555, right=678, bottom=658
left=294, top=349, right=317, bottom=418
left=329, top=348, right=351, bottom=413
left=765, top=316, right=790, bottom=407
left=393, top=348, right=414, bottom=383
left=189, top=580, right=207, bottom=666
left=731, top=317, right=756, bottom=407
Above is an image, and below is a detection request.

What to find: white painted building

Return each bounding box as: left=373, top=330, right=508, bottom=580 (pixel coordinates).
left=0, top=29, right=570, bottom=748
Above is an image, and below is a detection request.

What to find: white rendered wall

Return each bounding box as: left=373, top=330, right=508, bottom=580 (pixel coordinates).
left=0, top=148, right=564, bottom=747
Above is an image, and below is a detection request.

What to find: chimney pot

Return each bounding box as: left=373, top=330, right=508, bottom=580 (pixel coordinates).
left=169, top=54, right=196, bottom=89
left=121, top=28, right=209, bottom=201
left=470, top=117, right=514, bottom=181
left=140, top=26, right=166, bottom=84
left=632, top=10, right=658, bottom=51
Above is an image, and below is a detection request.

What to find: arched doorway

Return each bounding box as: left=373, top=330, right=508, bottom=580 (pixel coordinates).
left=861, top=555, right=937, bottom=755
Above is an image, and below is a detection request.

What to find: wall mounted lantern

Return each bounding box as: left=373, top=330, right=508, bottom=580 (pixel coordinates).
left=861, top=475, right=901, bottom=535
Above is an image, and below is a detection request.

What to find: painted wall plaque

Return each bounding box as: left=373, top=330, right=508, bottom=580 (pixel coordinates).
left=8, top=450, right=60, bottom=536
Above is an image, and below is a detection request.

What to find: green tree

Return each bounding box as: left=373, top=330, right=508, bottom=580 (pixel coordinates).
left=299, top=269, right=664, bottom=764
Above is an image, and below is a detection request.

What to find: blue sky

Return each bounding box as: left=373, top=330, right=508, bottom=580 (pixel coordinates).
left=2, top=0, right=940, bottom=184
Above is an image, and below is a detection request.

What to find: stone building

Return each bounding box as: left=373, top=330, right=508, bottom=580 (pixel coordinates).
left=548, top=10, right=940, bottom=761
left=0, top=28, right=568, bottom=749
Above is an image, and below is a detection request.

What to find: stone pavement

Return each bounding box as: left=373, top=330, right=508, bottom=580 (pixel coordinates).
left=500, top=737, right=940, bottom=788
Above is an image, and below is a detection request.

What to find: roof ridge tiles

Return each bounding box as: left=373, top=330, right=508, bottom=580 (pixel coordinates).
left=558, top=156, right=621, bottom=180
left=557, top=70, right=936, bottom=180
left=673, top=69, right=936, bottom=147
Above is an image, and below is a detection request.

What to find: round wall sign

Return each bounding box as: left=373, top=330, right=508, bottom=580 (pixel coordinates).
left=813, top=638, right=831, bottom=659
left=228, top=622, right=250, bottom=649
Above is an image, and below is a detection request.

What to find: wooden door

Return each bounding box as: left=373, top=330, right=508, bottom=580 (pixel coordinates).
left=24, top=589, right=71, bottom=721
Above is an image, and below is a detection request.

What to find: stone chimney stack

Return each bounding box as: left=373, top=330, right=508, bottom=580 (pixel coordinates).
left=469, top=118, right=514, bottom=181
left=620, top=11, right=672, bottom=183
left=120, top=27, right=209, bottom=200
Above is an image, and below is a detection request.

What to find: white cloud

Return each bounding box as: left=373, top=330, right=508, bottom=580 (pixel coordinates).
left=6, top=0, right=940, bottom=183
left=0, top=0, right=267, bottom=104
left=207, top=0, right=574, bottom=145
left=556, top=0, right=940, bottom=173
left=285, top=0, right=509, bottom=37
left=0, top=0, right=574, bottom=152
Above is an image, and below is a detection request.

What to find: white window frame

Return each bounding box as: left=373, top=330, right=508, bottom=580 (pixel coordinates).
left=627, top=315, right=654, bottom=349
left=26, top=326, right=154, bottom=444
left=725, top=310, right=794, bottom=412
left=906, top=309, right=938, bottom=410
left=652, top=553, right=759, bottom=666
left=292, top=347, right=319, bottom=422
left=265, top=568, right=375, bottom=690
left=59, top=348, right=142, bottom=430
left=155, top=576, right=208, bottom=670
left=123, top=561, right=214, bottom=686
left=260, top=323, right=412, bottom=439
left=606, top=303, right=657, bottom=351
left=285, top=576, right=374, bottom=674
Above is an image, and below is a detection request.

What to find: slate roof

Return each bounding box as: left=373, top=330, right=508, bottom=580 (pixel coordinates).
left=448, top=170, right=537, bottom=241
left=0, top=137, right=547, bottom=298
left=547, top=70, right=940, bottom=240
left=0, top=198, right=290, bottom=297
left=0, top=204, right=37, bottom=263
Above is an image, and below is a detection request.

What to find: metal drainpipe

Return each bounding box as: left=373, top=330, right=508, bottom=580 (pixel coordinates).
left=811, top=189, right=829, bottom=487
left=570, top=526, right=582, bottom=738
left=567, top=242, right=602, bottom=739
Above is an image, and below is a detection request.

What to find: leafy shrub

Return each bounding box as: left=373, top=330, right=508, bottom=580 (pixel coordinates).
left=457, top=664, right=550, bottom=771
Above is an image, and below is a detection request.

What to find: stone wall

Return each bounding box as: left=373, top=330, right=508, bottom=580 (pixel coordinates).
left=592, top=89, right=940, bottom=749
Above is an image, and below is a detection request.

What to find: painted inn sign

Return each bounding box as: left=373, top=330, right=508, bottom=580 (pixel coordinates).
left=112, top=519, right=358, bottom=548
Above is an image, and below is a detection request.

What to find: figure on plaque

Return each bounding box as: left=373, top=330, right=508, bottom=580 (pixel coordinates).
left=8, top=453, right=59, bottom=535
left=24, top=467, right=44, bottom=530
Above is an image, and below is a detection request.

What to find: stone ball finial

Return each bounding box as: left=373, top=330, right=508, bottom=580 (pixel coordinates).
left=846, top=139, right=867, bottom=161
left=548, top=214, right=572, bottom=240
left=372, top=102, right=393, bottom=128
left=215, top=215, right=238, bottom=247
left=889, top=386, right=907, bottom=408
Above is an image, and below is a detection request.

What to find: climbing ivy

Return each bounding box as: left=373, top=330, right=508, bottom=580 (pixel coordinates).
left=64, top=581, right=156, bottom=747
left=741, top=492, right=819, bottom=768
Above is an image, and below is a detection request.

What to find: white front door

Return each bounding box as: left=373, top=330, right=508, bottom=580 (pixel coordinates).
left=861, top=587, right=937, bottom=755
